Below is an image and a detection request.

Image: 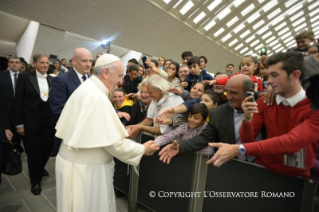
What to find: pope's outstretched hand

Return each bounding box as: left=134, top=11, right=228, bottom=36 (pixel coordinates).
left=158, top=140, right=179, bottom=164
left=143, top=141, right=160, bottom=156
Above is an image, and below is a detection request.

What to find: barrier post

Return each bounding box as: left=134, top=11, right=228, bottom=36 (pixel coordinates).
left=188, top=154, right=209, bottom=212
left=128, top=133, right=141, bottom=212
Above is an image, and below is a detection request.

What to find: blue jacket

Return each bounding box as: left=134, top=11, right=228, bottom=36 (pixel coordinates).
left=184, top=68, right=213, bottom=91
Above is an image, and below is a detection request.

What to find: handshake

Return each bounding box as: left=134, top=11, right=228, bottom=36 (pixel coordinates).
left=143, top=141, right=160, bottom=156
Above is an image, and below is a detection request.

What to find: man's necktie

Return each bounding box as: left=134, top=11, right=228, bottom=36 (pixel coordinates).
left=14, top=73, right=18, bottom=88
left=82, top=75, right=87, bottom=82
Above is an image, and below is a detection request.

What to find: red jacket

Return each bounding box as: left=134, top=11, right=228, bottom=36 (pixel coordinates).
left=215, top=73, right=263, bottom=91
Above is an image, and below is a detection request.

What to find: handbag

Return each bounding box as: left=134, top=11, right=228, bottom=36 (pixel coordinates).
left=1, top=140, right=24, bottom=175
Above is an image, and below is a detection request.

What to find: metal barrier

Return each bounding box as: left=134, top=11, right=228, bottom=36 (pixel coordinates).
left=113, top=132, right=318, bottom=212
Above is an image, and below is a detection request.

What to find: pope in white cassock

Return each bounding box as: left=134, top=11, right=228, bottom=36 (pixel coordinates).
left=55, top=54, right=159, bottom=212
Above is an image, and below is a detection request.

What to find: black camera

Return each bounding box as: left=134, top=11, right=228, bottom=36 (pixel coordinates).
left=306, top=73, right=319, bottom=111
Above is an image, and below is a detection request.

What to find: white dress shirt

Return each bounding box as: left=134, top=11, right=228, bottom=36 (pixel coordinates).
left=9, top=70, right=19, bottom=94
left=276, top=88, right=306, bottom=107
left=36, top=70, right=49, bottom=102
left=73, top=67, right=89, bottom=83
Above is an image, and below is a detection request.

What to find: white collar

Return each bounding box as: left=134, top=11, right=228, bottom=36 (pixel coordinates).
left=73, top=67, right=87, bottom=79
left=90, top=75, right=109, bottom=97
left=36, top=70, right=47, bottom=78
left=276, top=88, right=306, bottom=107
left=9, top=70, right=18, bottom=75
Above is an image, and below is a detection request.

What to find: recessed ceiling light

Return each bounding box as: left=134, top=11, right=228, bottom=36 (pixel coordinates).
left=253, top=20, right=265, bottom=29
left=173, top=0, right=182, bottom=8
left=240, top=30, right=251, bottom=38
left=308, top=1, right=319, bottom=10
left=229, top=39, right=238, bottom=46
left=262, top=32, right=272, bottom=40
left=163, top=0, right=171, bottom=4
left=273, top=43, right=282, bottom=50
left=278, top=27, right=290, bottom=36
left=266, top=36, right=276, bottom=43
left=240, top=47, right=249, bottom=54
left=257, top=26, right=269, bottom=35
left=275, top=22, right=287, bottom=31
left=263, top=0, right=278, bottom=12
left=286, top=40, right=296, bottom=48
left=255, top=44, right=263, bottom=51
left=193, top=12, right=206, bottom=24
left=233, top=0, right=245, bottom=7
left=267, top=8, right=281, bottom=20
left=269, top=40, right=279, bottom=47
left=234, top=24, right=245, bottom=33
left=309, top=8, right=319, bottom=17
left=290, top=11, right=304, bottom=22
left=227, top=16, right=239, bottom=27
left=204, top=20, right=216, bottom=31
left=180, top=1, right=194, bottom=15
left=311, top=16, right=319, bottom=23
left=283, top=36, right=294, bottom=44
left=280, top=32, right=291, bottom=40
left=276, top=47, right=284, bottom=52
left=247, top=12, right=260, bottom=23
left=241, top=4, right=255, bottom=16
left=235, top=43, right=244, bottom=50
left=207, top=0, right=222, bottom=11
left=271, top=15, right=284, bottom=26
left=217, top=7, right=231, bottom=20
left=294, top=23, right=307, bottom=33
left=246, top=35, right=256, bottom=43
left=221, top=34, right=232, bottom=42
left=250, top=40, right=260, bottom=47
left=287, top=3, right=303, bottom=15
left=285, top=0, right=298, bottom=8
left=214, top=28, right=225, bottom=37
left=292, top=18, right=305, bottom=27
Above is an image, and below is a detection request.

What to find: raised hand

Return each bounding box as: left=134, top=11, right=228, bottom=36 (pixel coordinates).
left=155, top=108, right=176, bottom=124
left=166, top=87, right=183, bottom=95
left=241, top=95, right=258, bottom=122
left=5, top=129, right=13, bottom=141
left=118, top=112, right=131, bottom=121
left=203, top=80, right=216, bottom=86
left=159, top=140, right=179, bottom=164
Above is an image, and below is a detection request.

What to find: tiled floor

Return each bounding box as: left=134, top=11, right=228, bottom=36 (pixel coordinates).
left=0, top=153, right=152, bottom=212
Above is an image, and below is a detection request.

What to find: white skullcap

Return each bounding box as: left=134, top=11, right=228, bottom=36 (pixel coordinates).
left=95, top=54, right=120, bottom=68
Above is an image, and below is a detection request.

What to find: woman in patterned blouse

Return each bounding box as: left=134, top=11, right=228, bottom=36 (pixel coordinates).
left=154, top=103, right=213, bottom=155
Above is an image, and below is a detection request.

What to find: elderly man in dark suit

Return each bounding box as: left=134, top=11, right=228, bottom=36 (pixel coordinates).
left=0, top=56, right=22, bottom=185
left=14, top=54, right=55, bottom=195
left=158, top=74, right=257, bottom=164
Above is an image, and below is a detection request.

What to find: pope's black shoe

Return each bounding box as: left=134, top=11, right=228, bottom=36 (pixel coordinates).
left=31, top=184, right=41, bottom=195
left=42, top=169, right=49, bottom=177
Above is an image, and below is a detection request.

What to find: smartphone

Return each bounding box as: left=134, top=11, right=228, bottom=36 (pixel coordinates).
left=246, top=91, right=255, bottom=102
left=49, top=54, right=58, bottom=62
left=142, top=56, right=149, bottom=69
left=260, top=47, right=267, bottom=56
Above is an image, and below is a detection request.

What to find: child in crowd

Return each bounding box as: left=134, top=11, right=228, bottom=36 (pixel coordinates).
left=181, top=51, right=193, bottom=65
left=184, top=56, right=214, bottom=91
left=292, top=30, right=319, bottom=54
left=163, top=59, right=172, bottom=72
left=158, top=56, right=165, bottom=70
left=204, top=55, right=263, bottom=92
left=154, top=103, right=213, bottom=156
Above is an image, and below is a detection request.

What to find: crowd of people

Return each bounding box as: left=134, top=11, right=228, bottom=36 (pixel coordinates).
left=0, top=29, right=319, bottom=211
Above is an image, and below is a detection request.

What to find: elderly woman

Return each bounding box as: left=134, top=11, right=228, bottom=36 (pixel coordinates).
left=130, top=79, right=153, bottom=125
left=112, top=88, right=134, bottom=126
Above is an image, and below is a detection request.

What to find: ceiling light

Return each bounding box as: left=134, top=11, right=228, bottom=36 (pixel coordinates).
left=309, top=8, right=319, bottom=17
left=286, top=40, right=296, bottom=48
left=227, top=16, right=239, bottom=27
left=235, top=43, right=244, bottom=50
left=262, top=32, right=272, bottom=40
left=214, top=28, right=225, bottom=37
left=287, top=3, right=303, bottom=15
left=241, top=4, right=255, bottom=16
left=173, top=0, right=183, bottom=8
left=290, top=11, right=304, bottom=22
left=229, top=39, right=238, bottom=46
left=204, top=20, right=216, bottom=31
left=280, top=32, right=291, bottom=40
left=240, top=47, right=249, bottom=54
left=217, top=7, right=231, bottom=20
left=193, top=12, right=206, bottom=24
left=292, top=18, right=305, bottom=27
left=240, top=30, right=251, bottom=38
left=263, top=0, right=278, bottom=12
left=310, top=15, right=319, bottom=23
left=283, top=36, right=294, bottom=44
left=255, top=44, right=264, bottom=51
left=207, top=0, right=222, bottom=11
left=257, top=27, right=269, bottom=35
left=267, top=8, right=281, bottom=20
left=294, top=23, right=307, bottom=32
left=266, top=36, right=276, bottom=43
left=276, top=47, right=284, bottom=52
left=233, top=0, right=245, bottom=7
left=285, top=0, right=298, bottom=8
left=278, top=27, right=290, bottom=36
left=270, top=15, right=284, bottom=26
left=221, top=34, right=232, bottom=42
left=234, top=24, right=245, bottom=33
left=308, top=1, right=319, bottom=10
left=269, top=40, right=279, bottom=47
left=180, top=1, right=194, bottom=15
left=275, top=22, right=287, bottom=31
left=253, top=20, right=265, bottom=29
left=273, top=43, right=282, bottom=50
left=246, top=35, right=256, bottom=43
left=247, top=12, right=260, bottom=23
left=163, top=0, right=171, bottom=4
left=250, top=40, right=260, bottom=47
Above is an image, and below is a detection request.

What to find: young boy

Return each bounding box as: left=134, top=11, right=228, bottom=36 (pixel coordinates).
left=181, top=51, right=193, bottom=65
left=184, top=56, right=213, bottom=91
left=292, top=30, right=319, bottom=54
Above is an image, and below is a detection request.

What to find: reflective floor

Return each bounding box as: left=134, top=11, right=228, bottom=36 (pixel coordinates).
left=0, top=153, right=151, bottom=212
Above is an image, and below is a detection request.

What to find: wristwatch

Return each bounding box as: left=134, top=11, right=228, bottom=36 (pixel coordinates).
left=238, top=144, right=247, bottom=156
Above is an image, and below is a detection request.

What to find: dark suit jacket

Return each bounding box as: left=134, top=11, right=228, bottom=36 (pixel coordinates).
left=0, top=71, right=15, bottom=139
left=49, top=68, right=81, bottom=120
left=178, top=102, right=236, bottom=156
left=14, top=71, right=53, bottom=126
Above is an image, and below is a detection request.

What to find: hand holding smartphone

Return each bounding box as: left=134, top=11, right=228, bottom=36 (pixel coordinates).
left=260, top=47, right=267, bottom=56
left=142, top=56, right=149, bottom=69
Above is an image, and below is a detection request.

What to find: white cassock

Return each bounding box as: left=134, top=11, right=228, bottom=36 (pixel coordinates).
left=55, top=75, right=145, bottom=212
